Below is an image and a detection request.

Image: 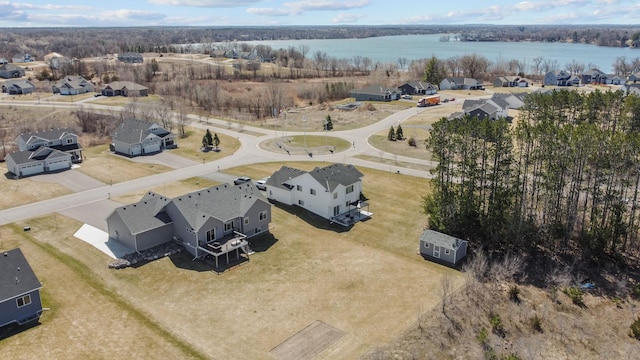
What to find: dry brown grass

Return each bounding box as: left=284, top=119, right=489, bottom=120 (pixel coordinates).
left=169, top=126, right=241, bottom=163
left=0, top=162, right=464, bottom=360
left=77, top=144, right=173, bottom=184
left=0, top=163, right=72, bottom=210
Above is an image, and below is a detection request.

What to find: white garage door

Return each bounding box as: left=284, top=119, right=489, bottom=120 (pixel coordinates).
left=131, top=145, right=142, bottom=156
left=20, top=163, right=44, bottom=176
left=48, top=159, right=70, bottom=171
left=143, top=142, right=161, bottom=154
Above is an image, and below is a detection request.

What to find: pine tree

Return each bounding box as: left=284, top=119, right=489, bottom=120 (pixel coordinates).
left=204, top=129, right=213, bottom=150
left=201, top=135, right=208, bottom=150
left=395, top=124, right=404, bottom=140
left=213, top=133, right=220, bottom=150
left=324, top=115, right=333, bottom=130
left=388, top=125, right=396, bottom=141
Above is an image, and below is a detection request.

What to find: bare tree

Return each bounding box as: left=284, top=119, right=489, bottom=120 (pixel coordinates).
left=175, top=106, right=190, bottom=138
left=397, top=57, right=408, bottom=70
left=460, top=53, right=489, bottom=78
left=532, top=56, right=544, bottom=75
left=565, top=59, right=585, bottom=74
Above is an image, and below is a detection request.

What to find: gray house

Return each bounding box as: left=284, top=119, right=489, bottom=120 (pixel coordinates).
left=117, top=52, right=144, bottom=63
left=1, top=80, right=35, bottom=94
left=419, top=229, right=468, bottom=266
left=52, top=75, right=95, bottom=95
left=439, top=77, right=483, bottom=91
left=350, top=85, right=400, bottom=102
left=0, top=248, right=44, bottom=328
left=398, top=81, right=438, bottom=95
left=111, top=119, right=176, bottom=157
left=543, top=70, right=571, bottom=86
left=107, top=182, right=271, bottom=267
left=0, top=64, right=26, bottom=79
left=101, top=81, right=148, bottom=97
left=17, top=127, right=83, bottom=162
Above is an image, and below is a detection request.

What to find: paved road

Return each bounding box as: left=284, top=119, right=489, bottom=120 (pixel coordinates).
left=0, top=96, right=482, bottom=228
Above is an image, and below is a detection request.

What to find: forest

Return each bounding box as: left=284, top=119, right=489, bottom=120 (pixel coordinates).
left=425, top=89, right=640, bottom=265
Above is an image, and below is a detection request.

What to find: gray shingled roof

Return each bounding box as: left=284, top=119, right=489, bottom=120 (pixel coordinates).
left=104, top=81, right=147, bottom=91
left=18, top=127, right=76, bottom=145
left=308, top=163, right=363, bottom=192
left=171, top=182, right=268, bottom=229
left=6, top=147, right=70, bottom=165
left=112, top=192, right=172, bottom=235
left=54, top=75, right=90, bottom=90
left=266, top=166, right=307, bottom=190
left=112, top=119, right=161, bottom=145
left=420, top=230, right=466, bottom=251
left=0, top=248, right=42, bottom=303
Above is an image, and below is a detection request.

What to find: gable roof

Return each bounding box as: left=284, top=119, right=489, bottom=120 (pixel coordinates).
left=104, top=81, right=147, bottom=91
left=266, top=165, right=307, bottom=190
left=0, top=248, right=42, bottom=303
left=18, top=127, right=77, bottom=145
left=112, top=119, right=163, bottom=145
left=172, top=182, right=267, bottom=230
left=420, top=229, right=467, bottom=251
left=351, top=84, right=398, bottom=96
left=2, top=79, right=34, bottom=89
left=308, top=164, right=363, bottom=192
left=54, top=75, right=91, bottom=90
left=6, top=147, right=70, bottom=165
left=112, top=192, right=172, bottom=235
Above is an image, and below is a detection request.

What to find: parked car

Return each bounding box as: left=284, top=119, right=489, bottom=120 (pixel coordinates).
left=233, top=176, right=251, bottom=185
left=401, top=94, right=412, bottom=99
left=255, top=177, right=269, bottom=190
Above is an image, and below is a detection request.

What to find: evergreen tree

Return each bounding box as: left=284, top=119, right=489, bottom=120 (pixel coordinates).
left=324, top=115, right=334, bottom=130
left=388, top=125, right=396, bottom=141
left=423, top=56, right=446, bottom=85
left=205, top=129, right=213, bottom=149
left=201, top=135, right=208, bottom=150
left=395, top=124, right=404, bottom=140
left=213, top=133, right=220, bottom=150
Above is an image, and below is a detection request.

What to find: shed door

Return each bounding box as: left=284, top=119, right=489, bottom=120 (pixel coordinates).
left=433, top=245, right=441, bottom=259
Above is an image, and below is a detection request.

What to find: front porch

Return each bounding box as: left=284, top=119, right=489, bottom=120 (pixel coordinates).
left=330, top=201, right=373, bottom=227
left=197, top=231, right=251, bottom=269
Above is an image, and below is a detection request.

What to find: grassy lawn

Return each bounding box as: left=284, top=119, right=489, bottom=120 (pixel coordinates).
left=170, top=127, right=241, bottom=163
left=0, top=163, right=72, bottom=210
left=0, top=162, right=464, bottom=359
left=260, top=135, right=351, bottom=156
left=47, top=93, right=96, bottom=102
left=353, top=155, right=435, bottom=172
left=77, top=145, right=173, bottom=184
left=368, top=130, right=434, bottom=161
left=90, top=94, right=163, bottom=107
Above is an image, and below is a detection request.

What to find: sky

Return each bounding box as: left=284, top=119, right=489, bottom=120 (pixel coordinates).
left=1, top=0, right=639, bottom=27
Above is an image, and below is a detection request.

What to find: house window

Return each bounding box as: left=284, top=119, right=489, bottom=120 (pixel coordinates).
left=445, top=249, right=451, bottom=255
left=16, top=294, right=31, bottom=308
left=298, top=200, right=305, bottom=206
left=244, top=217, right=249, bottom=225
left=297, top=185, right=303, bottom=191
left=310, top=188, right=316, bottom=195
left=255, top=228, right=261, bottom=234
left=66, top=138, right=73, bottom=144
left=224, top=221, right=233, bottom=231
left=346, top=201, right=350, bottom=208
left=333, top=192, right=337, bottom=199
left=425, top=243, right=430, bottom=248
left=259, top=210, right=268, bottom=221
left=206, top=229, right=216, bottom=242
left=346, top=184, right=354, bottom=194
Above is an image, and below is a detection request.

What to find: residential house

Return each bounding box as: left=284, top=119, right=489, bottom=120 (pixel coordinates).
left=0, top=58, right=8, bottom=64
left=111, top=119, right=176, bottom=157
left=397, top=81, right=438, bottom=95
left=101, top=81, right=148, bottom=97
left=419, top=229, right=468, bottom=266
left=543, top=70, right=572, bottom=86
left=608, top=75, right=626, bottom=85
left=462, top=98, right=508, bottom=119
left=491, top=92, right=526, bottom=110
left=0, top=63, right=25, bottom=79
left=439, top=77, right=483, bottom=90
left=350, top=85, right=400, bottom=102
left=52, top=75, right=95, bottom=95
left=628, top=72, right=640, bottom=84
left=1, top=80, right=35, bottom=94
left=581, top=68, right=605, bottom=84
left=11, top=54, right=33, bottom=63
left=265, top=163, right=372, bottom=226
left=117, top=52, right=144, bottom=63
left=0, top=248, right=44, bottom=328
left=623, top=84, right=640, bottom=96
left=107, top=182, right=271, bottom=266
left=16, top=127, right=83, bottom=162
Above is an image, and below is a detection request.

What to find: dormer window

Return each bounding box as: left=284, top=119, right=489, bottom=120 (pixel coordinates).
left=66, top=138, right=73, bottom=144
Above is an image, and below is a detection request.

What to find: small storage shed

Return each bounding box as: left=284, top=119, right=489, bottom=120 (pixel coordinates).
left=419, top=229, right=468, bottom=266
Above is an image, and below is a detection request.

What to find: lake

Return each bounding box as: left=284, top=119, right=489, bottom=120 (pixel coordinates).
left=237, top=34, right=637, bottom=73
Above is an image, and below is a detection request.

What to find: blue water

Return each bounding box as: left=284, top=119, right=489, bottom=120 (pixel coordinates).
left=238, top=34, right=637, bottom=73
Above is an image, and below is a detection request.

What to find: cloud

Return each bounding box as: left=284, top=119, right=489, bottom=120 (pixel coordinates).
left=331, top=13, right=365, bottom=24
left=147, top=0, right=262, bottom=7
left=248, top=0, right=369, bottom=18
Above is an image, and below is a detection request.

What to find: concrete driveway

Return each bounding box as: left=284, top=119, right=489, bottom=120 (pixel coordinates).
left=124, top=151, right=199, bottom=169
left=31, top=166, right=106, bottom=191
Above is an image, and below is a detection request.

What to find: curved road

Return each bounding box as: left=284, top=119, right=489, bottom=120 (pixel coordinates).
left=0, top=97, right=470, bottom=227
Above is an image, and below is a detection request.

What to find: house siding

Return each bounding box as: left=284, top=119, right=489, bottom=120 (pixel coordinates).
left=0, top=290, right=42, bottom=327
left=136, top=224, right=174, bottom=251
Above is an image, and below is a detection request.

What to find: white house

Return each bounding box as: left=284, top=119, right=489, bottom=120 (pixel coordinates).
left=265, top=163, right=371, bottom=226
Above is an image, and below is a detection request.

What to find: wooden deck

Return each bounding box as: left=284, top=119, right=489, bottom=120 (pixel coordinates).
left=198, top=231, right=249, bottom=268
left=330, top=202, right=373, bottom=227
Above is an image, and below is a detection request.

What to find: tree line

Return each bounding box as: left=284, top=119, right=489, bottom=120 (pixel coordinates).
left=424, top=90, right=640, bottom=264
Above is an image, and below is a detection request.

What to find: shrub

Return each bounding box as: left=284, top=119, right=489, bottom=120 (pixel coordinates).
left=530, top=314, right=543, bottom=333
left=407, top=137, right=416, bottom=147
left=477, top=327, right=489, bottom=347
left=564, top=286, right=584, bottom=306
left=489, top=313, right=505, bottom=337
left=508, top=285, right=520, bottom=303
left=630, top=316, right=640, bottom=340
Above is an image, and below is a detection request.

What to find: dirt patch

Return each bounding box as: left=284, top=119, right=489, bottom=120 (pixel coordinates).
left=271, top=321, right=345, bottom=360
